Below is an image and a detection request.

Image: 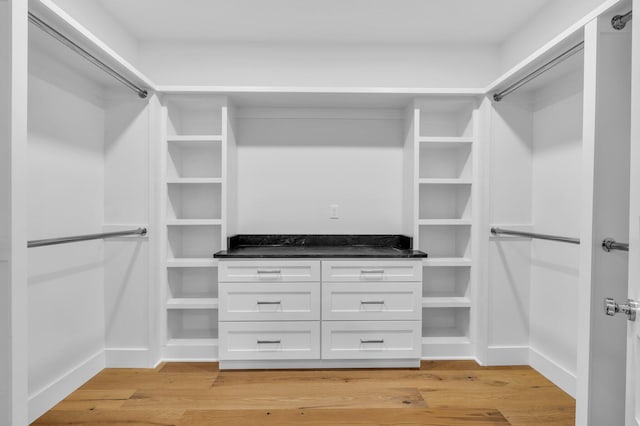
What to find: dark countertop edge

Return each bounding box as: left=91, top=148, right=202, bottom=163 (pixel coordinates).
left=213, top=251, right=428, bottom=259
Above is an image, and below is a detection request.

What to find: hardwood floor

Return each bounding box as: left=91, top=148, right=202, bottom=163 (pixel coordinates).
left=32, top=361, right=575, bottom=425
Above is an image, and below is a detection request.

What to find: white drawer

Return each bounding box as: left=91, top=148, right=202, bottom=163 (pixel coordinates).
left=322, top=282, right=421, bottom=321
left=219, top=321, right=320, bottom=360
left=219, top=282, right=320, bottom=321
left=321, top=321, right=421, bottom=360
left=219, top=260, right=320, bottom=282
left=322, top=260, right=421, bottom=282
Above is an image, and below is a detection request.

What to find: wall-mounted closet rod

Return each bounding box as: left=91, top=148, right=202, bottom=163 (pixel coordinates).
left=27, top=12, right=149, bottom=99
left=28, top=227, right=147, bottom=248
left=493, top=41, right=584, bottom=102
left=490, top=227, right=580, bottom=245
left=612, top=11, right=632, bottom=30
left=602, top=238, right=629, bottom=252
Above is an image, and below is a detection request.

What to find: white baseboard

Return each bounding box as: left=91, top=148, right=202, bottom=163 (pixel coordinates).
left=105, top=347, right=155, bottom=368
left=482, top=345, right=529, bottom=366
left=529, top=347, right=576, bottom=398
left=28, top=350, right=105, bottom=423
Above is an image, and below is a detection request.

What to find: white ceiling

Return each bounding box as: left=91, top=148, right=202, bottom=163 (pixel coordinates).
left=97, top=0, right=554, bottom=44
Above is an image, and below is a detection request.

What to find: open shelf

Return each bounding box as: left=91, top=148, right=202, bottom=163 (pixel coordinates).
left=419, top=178, right=472, bottom=185
left=418, top=225, right=471, bottom=259
left=168, top=267, right=218, bottom=298
left=419, top=144, right=472, bottom=180
left=423, top=265, right=470, bottom=298
left=167, top=143, right=222, bottom=179
left=167, top=135, right=223, bottom=144
left=418, top=100, right=475, bottom=138
left=422, top=258, right=472, bottom=267
left=417, top=137, right=474, bottom=146
left=422, top=297, right=471, bottom=308
left=166, top=97, right=224, bottom=136
left=167, top=258, right=218, bottom=268
left=167, top=298, right=219, bottom=310
left=167, top=226, right=222, bottom=259
left=167, top=178, right=223, bottom=184
left=167, top=308, right=219, bottom=340
left=419, top=184, right=471, bottom=221
left=167, top=183, right=222, bottom=220
left=422, top=307, right=470, bottom=340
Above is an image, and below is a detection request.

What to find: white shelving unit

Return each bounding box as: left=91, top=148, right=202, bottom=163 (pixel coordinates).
left=160, top=95, right=234, bottom=360
left=413, top=98, right=478, bottom=359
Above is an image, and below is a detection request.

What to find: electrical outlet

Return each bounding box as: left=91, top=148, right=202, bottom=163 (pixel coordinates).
left=330, top=204, right=339, bottom=219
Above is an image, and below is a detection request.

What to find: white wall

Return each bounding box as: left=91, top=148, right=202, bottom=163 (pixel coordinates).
left=486, top=97, right=534, bottom=363
left=27, top=46, right=106, bottom=421
left=140, top=42, right=500, bottom=88
left=529, top=71, right=583, bottom=396
left=103, top=90, right=153, bottom=367
left=235, top=109, right=405, bottom=234
left=499, top=0, right=613, bottom=72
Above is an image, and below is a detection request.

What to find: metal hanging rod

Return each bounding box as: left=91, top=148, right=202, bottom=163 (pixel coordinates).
left=602, top=238, right=629, bottom=252
left=28, top=227, right=147, bottom=248
left=28, top=12, right=149, bottom=99
left=612, top=11, right=632, bottom=30
left=490, top=227, right=580, bottom=245
left=493, top=41, right=584, bottom=102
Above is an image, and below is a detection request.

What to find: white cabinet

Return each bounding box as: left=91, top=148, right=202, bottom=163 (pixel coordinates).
left=218, top=259, right=422, bottom=368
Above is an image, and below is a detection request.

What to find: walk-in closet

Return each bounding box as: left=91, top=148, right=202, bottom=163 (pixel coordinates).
left=2, top=0, right=640, bottom=424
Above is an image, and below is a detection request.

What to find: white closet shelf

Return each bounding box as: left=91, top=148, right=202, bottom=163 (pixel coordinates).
left=418, top=219, right=472, bottom=226
left=422, top=258, right=472, bottom=267
left=417, top=137, right=474, bottom=146
left=422, top=330, right=470, bottom=343
left=422, top=297, right=472, bottom=308
left=166, top=338, right=219, bottom=347
left=419, top=178, right=473, bottom=185
left=167, top=178, right=223, bottom=184
left=167, top=219, right=222, bottom=226
left=167, top=135, right=223, bottom=144
left=167, top=258, right=218, bottom=268
left=167, top=298, right=219, bottom=309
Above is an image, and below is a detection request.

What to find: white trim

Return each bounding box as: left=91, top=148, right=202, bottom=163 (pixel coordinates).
left=485, top=0, right=623, bottom=94
left=219, top=358, right=419, bottom=370
left=28, top=350, right=105, bottom=423
left=483, top=345, right=529, bottom=366
left=105, top=348, right=154, bottom=368
left=529, top=347, right=576, bottom=398
left=156, top=86, right=486, bottom=95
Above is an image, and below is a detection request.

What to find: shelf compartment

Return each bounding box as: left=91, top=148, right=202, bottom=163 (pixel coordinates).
left=419, top=179, right=472, bottom=185
left=167, top=298, right=219, bottom=309
left=423, top=265, right=470, bottom=299
left=167, top=135, right=223, bottom=144
left=167, top=258, right=218, bottom=268
left=167, top=183, right=221, bottom=220
left=167, top=141, right=222, bottom=179
left=166, top=97, right=223, bottom=136
left=419, top=225, right=471, bottom=259
left=417, top=137, right=474, bottom=146
left=167, top=308, right=218, bottom=340
left=419, top=184, right=471, bottom=221
left=422, top=297, right=471, bottom=308
left=167, top=219, right=223, bottom=226
left=422, top=307, right=470, bottom=340
left=419, top=144, right=472, bottom=180
left=168, top=267, right=218, bottom=299
left=167, top=226, right=222, bottom=259
left=167, top=178, right=223, bottom=184
left=418, top=101, right=474, bottom=138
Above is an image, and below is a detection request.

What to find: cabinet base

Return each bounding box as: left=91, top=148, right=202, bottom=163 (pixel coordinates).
left=219, top=358, right=420, bottom=370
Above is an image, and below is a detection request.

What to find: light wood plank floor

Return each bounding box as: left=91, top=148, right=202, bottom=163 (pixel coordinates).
left=32, top=361, right=575, bottom=425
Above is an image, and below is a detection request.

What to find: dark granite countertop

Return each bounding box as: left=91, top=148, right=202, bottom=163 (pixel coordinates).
left=213, top=235, right=428, bottom=259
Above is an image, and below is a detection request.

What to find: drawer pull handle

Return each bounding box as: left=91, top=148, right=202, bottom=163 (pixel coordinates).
left=360, top=339, right=384, bottom=344
left=361, top=300, right=385, bottom=305
left=361, top=269, right=384, bottom=274
left=257, top=300, right=281, bottom=305
left=257, top=339, right=281, bottom=344
left=257, top=269, right=281, bottom=274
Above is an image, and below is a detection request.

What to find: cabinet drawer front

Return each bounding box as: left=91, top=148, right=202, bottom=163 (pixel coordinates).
left=322, top=282, right=421, bottom=321
left=219, top=283, right=320, bottom=321
left=322, top=261, right=421, bottom=282
left=322, top=321, right=421, bottom=360
left=219, top=321, right=320, bottom=360
left=219, top=261, right=320, bottom=282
